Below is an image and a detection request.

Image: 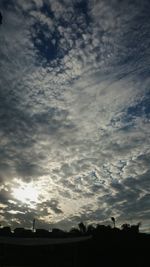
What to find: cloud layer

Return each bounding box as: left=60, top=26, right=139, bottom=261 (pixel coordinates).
left=0, top=0, right=150, bottom=232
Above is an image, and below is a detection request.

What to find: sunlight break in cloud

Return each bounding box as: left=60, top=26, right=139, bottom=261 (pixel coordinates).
left=12, top=181, right=39, bottom=208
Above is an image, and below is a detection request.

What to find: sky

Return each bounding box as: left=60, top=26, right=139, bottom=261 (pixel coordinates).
left=0, top=0, right=150, bottom=233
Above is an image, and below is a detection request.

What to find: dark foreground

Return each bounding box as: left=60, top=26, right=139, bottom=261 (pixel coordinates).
left=0, top=232, right=149, bottom=267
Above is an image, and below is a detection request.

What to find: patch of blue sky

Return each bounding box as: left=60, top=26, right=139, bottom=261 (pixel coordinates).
left=126, top=93, right=150, bottom=120
left=31, top=23, right=61, bottom=64
left=74, top=0, right=91, bottom=24
left=40, top=2, right=54, bottom=19
left=0, top=0, right=13, bottom=10
left=109, top=92, right=150, bottom=131
left=115, top=93, right=150, bottom=132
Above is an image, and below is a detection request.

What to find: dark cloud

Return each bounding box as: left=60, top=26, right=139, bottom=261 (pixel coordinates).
left=37, top=199, right=63, bottom=215
left=0, top=188, right=10, bottom=205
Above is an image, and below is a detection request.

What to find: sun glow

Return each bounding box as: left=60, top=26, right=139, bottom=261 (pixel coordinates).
left=12, top=181, right=39, bottom=207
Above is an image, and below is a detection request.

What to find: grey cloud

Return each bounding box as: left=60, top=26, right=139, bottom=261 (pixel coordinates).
left=0, top=78, right=75, bottom=180
left=1, top=197, right=62, bottom=229
left=68, top=207, right=110, bottom=226
left=49, top=199, right=63, bottom=214
left=123, top=171, right=150, bottom=192
left=0, top=188, right=10, bottom=205
left=103, top=173, right=150, bottom=223
left=37, top=199, right=63, bottom=215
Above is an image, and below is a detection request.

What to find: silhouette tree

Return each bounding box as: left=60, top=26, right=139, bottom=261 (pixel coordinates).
left=87, top=224, right=95, bottom=234
left=0, top=12, right=2, bottom=25
left=111, top=217, right=116, bottom=228
left=130, top=222, right=141, bottom=233
left=121, top=223, right=130, bottom=231
left=32, top=218, right=36, bottom=232
left=121, top=222, right=141, bottom=234
left=78, top=222, right=86, bottom=234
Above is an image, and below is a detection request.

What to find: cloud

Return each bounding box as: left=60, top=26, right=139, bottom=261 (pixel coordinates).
left=0, top=0, right=150, bottom=232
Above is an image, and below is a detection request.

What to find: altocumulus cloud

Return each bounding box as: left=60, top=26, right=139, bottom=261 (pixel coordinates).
left=0, top=0, right=150, bottom=232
